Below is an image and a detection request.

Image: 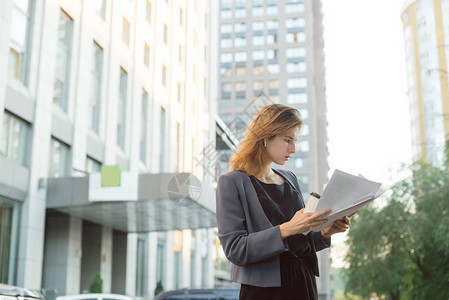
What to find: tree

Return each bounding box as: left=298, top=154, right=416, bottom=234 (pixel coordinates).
left=89, top=272, right=103, bottom=293
left=344, top=161, right=449, bottom=300
left=154, top=280, right=164, bottom=297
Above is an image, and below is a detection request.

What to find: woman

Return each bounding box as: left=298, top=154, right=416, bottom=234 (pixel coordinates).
left=216, top=104, right=350, bottom=300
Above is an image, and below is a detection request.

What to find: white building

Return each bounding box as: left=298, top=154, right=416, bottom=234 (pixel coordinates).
left=0, top=0, right=224, bottom=298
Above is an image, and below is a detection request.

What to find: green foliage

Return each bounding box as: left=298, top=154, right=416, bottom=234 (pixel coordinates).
left=89, top=272, right=103, bottom=293
left=344, top=161, right=449, bottom=300
left=154, top=280, right=164, bottom=296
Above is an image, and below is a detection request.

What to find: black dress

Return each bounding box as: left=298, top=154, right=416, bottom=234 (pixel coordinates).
left=238, top=176, right=318, bottom=300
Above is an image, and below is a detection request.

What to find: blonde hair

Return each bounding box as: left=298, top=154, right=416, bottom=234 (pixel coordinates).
left=229, top=104, right=302, bottom=177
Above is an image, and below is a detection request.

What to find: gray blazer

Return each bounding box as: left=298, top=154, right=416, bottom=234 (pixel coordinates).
left=216, top=168, right=330, bottom=287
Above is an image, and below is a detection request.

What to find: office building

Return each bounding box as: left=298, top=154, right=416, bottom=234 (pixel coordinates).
left=0, top=0, right=225, bottom=298
left=401, top=0, right=449, bottom=165
left=217, top=0, right=332, bottom=299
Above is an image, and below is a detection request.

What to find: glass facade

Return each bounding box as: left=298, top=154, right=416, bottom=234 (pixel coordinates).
left=8, top=0, right=33, bottom=84
left=117, top=67, right=128, bottom=150
left=48, top=137, right=70, bottom=177
left=89, top=41, right=103, bottom=133
left=0, top=111, right=30, bottom=167
left=53, top=10, right=73, bottom=112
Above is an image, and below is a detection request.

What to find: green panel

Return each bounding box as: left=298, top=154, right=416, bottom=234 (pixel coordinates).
left=101, top=165, right=121, bottom=187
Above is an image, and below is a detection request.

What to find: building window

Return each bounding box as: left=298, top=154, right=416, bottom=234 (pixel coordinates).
left=140, top=90, right=148, bottom=164
left=266, top=5, right=278, bottom=15
left=89, top=42, right=103, bottom=133
left=253, top=81, right=263, bottom=91
left=252, top=50, right=265, bottom=61
left=221, top=0, right=232, bottom=10
left=267, top=63, right=279, bottom=74
left=266, top=34, right=277, bottom=44
left=235, top=66, right=246, bottom=76
left=252, top=35, right=264, bottom=46
left=0, top=197, right=20, bottom=284
left=221, top=9, right=232, bottom=19
left=117, top=67, right=128, bottom=150
left=252, top=21, right=264, bottom=33
left=235, top=81, right=246, bottom=92
left=8, top=0, right=33, bottom=84
left=235, top=51, right=247, bottom=62
left=220, top=66, right=232, bottom=77
left=220, top=53, right=233, bottom=63
left=286, top=2, right=305, bottom=13
left=1, top=111, right=30, bottom=167
left=178, top=44, right=182, bottom=63
left=287, top=62, right=306, bottom=73
left=286, top=32, right=305, bottom=43
left=220, top=24, right=232, bottom=34
left=145, top=1, right=151, bottom=23
left=267, top=20, right=278, bottom=30
left=299, top=108, right=308, bottom=119
left=287, top=78, right=307, bottom=89
left=93, top=0, right=106, bottom=19
left=294, top=157, right=306, bottom=168
left=234, top=36, right=247, bottom=47
left=299, top=140, right=309, bottom=152
left=163, top=24, right=168, bottom=44
left=221, top=82, right=232, bottom=93
left=252, top=6, right=264, bottom=16
left=268, top=79, right=279, bottom=89
left=221, top=97, right=231, bottom=107
left=221, top=38, right=233, bottom=48
left=286, top=17, right=305, bottom=29
left=301, top=124, right=309, bottom=135
left=162, top=65, right=167, bottom=86
left=253, top=65, right=264, bottom=75
left=286, top=47, right=306, bottom=58
left=85, top=156, right=101, bottom=173
left=288, top=93, right=307, bottom=104
left=53, top=10, right=73, bottom=112
left=234, top=22, right=246, bottom=33
left=48, top=137, right=70, bottom=177
left=267, top=49, right=277, bottom=60
left=122, top=18, right=130, bottom=46
left=144, top=43, right=150, bottom=67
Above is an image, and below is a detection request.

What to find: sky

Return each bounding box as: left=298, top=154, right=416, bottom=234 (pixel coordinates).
left=321, top=0, right=413, bottom=267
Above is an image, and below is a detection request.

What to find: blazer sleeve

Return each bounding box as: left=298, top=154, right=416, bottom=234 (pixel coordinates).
left=286, top=170, right=331, bottom=252
left=216, top=174, right=288, bottom=267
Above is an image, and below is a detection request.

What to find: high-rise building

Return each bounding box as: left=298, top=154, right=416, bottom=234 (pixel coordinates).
left=0, top=0, right=224, bottom=298
left=217, top=0, right=331, bottom=298
left=401, top=0, right=449, bottom=165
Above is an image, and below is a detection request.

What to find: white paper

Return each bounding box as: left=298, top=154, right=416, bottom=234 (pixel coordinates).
left=305, top=169, right=387, bottom=232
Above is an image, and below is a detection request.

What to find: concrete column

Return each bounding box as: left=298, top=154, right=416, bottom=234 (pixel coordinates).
left=42, top=213, right=82, bottom=295
left=100, top=227, right=113, bottom=293
left=125, top=233, right=137, bottom=296
left=80, top=222, right=101, bottom=292
left=111, top=231, right=127, bottom=294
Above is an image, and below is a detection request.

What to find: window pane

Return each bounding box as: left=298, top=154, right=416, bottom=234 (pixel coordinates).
left=287, top=93, right=307, bottom=103
left=49, top=138, right=69, bottom=177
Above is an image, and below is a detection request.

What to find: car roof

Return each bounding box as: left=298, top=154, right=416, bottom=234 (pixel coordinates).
left=155, top=288, right=239, bottom=300
left=0, top=284, right=43, bottom=299
left=56, top=294, right=132, bottom=300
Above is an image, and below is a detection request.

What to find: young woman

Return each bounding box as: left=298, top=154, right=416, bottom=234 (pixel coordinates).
left=216, top=104, right=350, bottom=300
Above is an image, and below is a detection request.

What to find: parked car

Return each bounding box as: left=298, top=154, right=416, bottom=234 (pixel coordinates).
left=55, top=293, right=132, bottom=300
left=155, top=288, right=240, bottom=300
left=0, top=283, right=44, bottom=300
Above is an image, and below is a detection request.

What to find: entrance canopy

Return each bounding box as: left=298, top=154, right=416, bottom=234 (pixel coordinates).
left=46, top=172, right=217, bottom=232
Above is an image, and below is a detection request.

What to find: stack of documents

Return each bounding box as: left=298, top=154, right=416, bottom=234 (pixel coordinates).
left=304, top=169, right=387, bottom=232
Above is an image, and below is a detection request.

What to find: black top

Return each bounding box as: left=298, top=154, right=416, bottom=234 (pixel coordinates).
left=249, top=176, right=313, bottom=259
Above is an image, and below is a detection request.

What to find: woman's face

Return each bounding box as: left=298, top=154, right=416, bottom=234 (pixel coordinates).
left=265, top=128, right=300, bottom=165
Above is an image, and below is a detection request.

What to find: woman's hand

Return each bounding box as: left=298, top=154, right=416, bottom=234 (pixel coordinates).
left=321, top=215, right=351, bottom=238
left=280, top=208, right=332, bottom=239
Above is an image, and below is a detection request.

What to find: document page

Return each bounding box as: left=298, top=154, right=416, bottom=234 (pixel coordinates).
left=305, top=169, right=387, bottom=232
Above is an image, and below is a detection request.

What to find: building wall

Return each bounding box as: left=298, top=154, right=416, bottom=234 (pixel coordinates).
left=0, top=0, right=218, bottom=297
left=401, top=0, right=449, bottom=165
left=217, top=0, right=331, bottom=298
